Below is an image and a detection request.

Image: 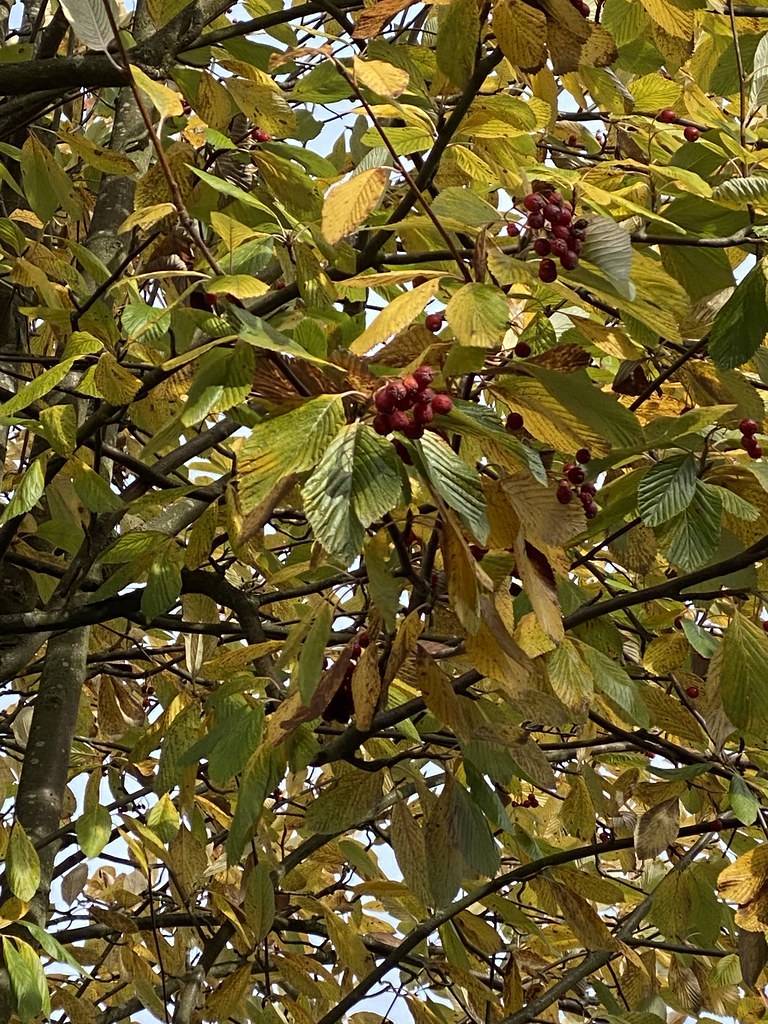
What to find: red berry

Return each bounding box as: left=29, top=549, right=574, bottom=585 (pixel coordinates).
left=413, top=402, right=434, bottom=425
left=538, top=259, right=557, bottom=283
left=416, top=387, right=435, bottom=405
left=514, top=342, right=532, bottom=358
left=578, top=0, right=589, bottom=14
left=402, top=374, right=420, bottom=395
left=413, top=365, right=434, bottom=389
left=685, top=685, right=699, bottom=699
left=351, top=641, right=362, bottom=658
left=556, top=208, right=573, bottom=226
left=580, top=481, right=597, bottom=496
left=550, top=238, right=568, bottom=258
left=523, top=193, right=544, bottom=212
left=584, top=502, right=599, bottom=519
left=544, top=202, right=561, bottom=222
left=359, top=631, right=370, bottom=647
left=658, top=108, right=677, bottom=124
left=762, top=620, right=768, bottom=633
left=402, top=420, right=424, bottom=440
left=506, top=223, right=520, bottom=237
left=566, top=465, right=585, bottom=485
left=431, top=393, right=453, bottom=415
left=533, top=238, right=551, bottom=257
left=412, top=275, right=428, bottom=287
left=684, top=125, right=700, bottom=142
left=556, top=483, right=573, bottom=505
left=527, top=213, right=545, bottom=230
left=552, top=223, right=571, bottom=240
left=740, top=418, right=760, bottom=435
left=251, top=127, right=271, bottom=142
left=574, top=218, right=589, bottom=230
left=425, top=312, right=444, bottom=332
left=560, top=250, right=579, bottom=271
left=567, top=134, right=578, bottom=146
left=374, top=388, right=396, bottom=413
left=575, top=447, right=591, bottom=464
left=389, top=410, right=409, bottom=431
left=527, top=794, right=539, bottom=808
left=469, top=544, right=487, bottom=561
left=506, top=412, right=524, bottom=431
left=741, top=435, right=755, bottom=450
left=373, top=414, right=391, bottom=435
left=751, top=445, right=764, bottom=460
left=389, top=382, right=408, bottom=408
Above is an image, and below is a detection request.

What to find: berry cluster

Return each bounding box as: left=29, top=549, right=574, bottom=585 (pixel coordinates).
left=740, top=418, right=763, bottom=460
left=321, top=632, right=370, bottom=724
left=520, top=185, right=588, bottom=283
left=657, top=109, right=700, bottom=143
left=511, top=793, right=539, bottom=808
left=555, top=449, right=598, bottom=517
left=372, top=366, right=453, bottom=441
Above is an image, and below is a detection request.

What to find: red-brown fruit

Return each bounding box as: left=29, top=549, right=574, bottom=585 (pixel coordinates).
left=412, top=274, right=428, bottom=287
left=425, top=312, right=444, bottom=332
left=762, top=620, right=768, bottom=633
left=566, top=465, right=585, bottom=485
left=416, top=387, right=435, bottom=405
left=374, top=388, right=396, bottom=413
left=552, top=223, right=571, bottom=241
left=575, top=447, right=592, bottom=464
left=389, top=381, right=408, bottom=407
left=543, top=202, right=561, bottom=222
left=373, top=414, right=391, bottom=435
left=402, top=420, right=425, bottom=440
left=658, top=108, right=677, bottom=123
left=402, top=374, right=420, bottom=395
left=550, top=238, right=568, bottom=258
left=431, top=393, right=454, bottom=415
left=523, top=193, right=545, bottom=212
left=251, top=127, right=272, bottom=142
left=556, top=208, right=573, bottom=226
left=389, top=410, right=410, bottom=431
left=533, top=238, right=551, bottom=257
left=556, top=483, right=573, bottom=505
left=413, top=365, right=435, bottom=389
left=506, top=223, right=520, bottom=237
left=684, top=125, right=700, bottom=142
left=740, top=418, right=760, bottom=435
left=527, top=794, right=539, bottom=807
left=527, top=213, right=545, bottom=230
left=514, top=341, right=532, bottom=358
left=584, top=501, right=599, bottom=519
left=580, top=481, right=597, bottom=496
left=560, top=250, right=579, bottom=271
left=750, top=445, right=764, bottom=459
left=685, top=685, right=699, bottom=699
left=413, top=402, right=434, bottom=425
left=506, top=412, right=524, bottom=431
left=538, top=259, right=557, bottom=283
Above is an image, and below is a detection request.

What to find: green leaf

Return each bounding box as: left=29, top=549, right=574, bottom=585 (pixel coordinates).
left=227, top=746, right=284, bottom=863
left=712, top=176, right=768, bottom=206
left=71, top=460, right=123, bottom=513
left=719, top=612, right=768, bottom=736
left=709, top=260, right=768, bottom=369
left=188, top=164, right=278, bottom=218
left=3, top=939, right=49, bottom=1023
left=307, top=767, right=385, bottom=834
left=39, top=404, right=77, bottom=456
left=7, top=822, right=40, bottom=903
left=0, top=359, right=76, bottom=417
left=451, top=781, right=499, bottom=878
left=21, top=922, right=87, bottom=975
left=239, top=395, right=346, bottom=512
left=729, top=775, right=759, bottom=825
left=234, top=307, right=337, bottom=367
left=75, top=805, right=112, bottom=858
left=20, top=135, right=75, bottom=223
left=298, top=602, right=333, bottom=704
left=581, top=216, right=635, bottom=299
left=244, top=863, right=276, bottom=942
left=436, top=0, right=479, bottom=89
left=664, top=480, right=722, bottom=571
left=445, top=283, right=509, bottom=348
left=579, top=643, right=650, bottom=727
left=303, top=422, right=403, bottom=560
left=142, top=545, right=183, bottom=619
left=0, top=457, right=46, bottom=524
left=637, top=454, right=697, bottom=526
left=145, top=793, right=181, bottom=843
left=417, top=431, right=489, bottom=542
left=750, top=32, right=768, bottom=113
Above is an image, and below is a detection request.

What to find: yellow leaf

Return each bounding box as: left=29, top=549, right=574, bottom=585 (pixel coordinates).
left=130, top=65, right=184, bottom=118
left=94, top=352, right=142, bottom=405
left=119, top=202, right=176, bottom=234
left=719, top=847, right=768, bottom=906
left=351, top=643, right=382, bottom=730
left=205, top=274, right=269, bottom=299
left=322, top=167, right=389, bottom=245
left=353, top=56, right=410, bottom=98
left=637, top=0, right=693, bottom=39
left=351, top=279, right=441, bottom=355
left=492, top=0, right=547, bottom=71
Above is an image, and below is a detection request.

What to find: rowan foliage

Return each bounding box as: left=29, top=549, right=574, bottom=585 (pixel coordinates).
left=2, top=0, right=768, bottom=1021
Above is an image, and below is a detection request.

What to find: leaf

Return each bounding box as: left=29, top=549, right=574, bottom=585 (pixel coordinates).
left=560, top=776, right=595, bottom=840
left=94, top=352, right=141, bottom=404
left=244, top=863, right=275, bottom=942
left=634, top=797, right=679, bottom=860
left=3, top=938, right=49, bottom=1023
left=71, top=460, right=123, bottom=513
left=664, top=481, right=722, bottom=572
left=417, top=431, right=489, bottom=542
left=738, top=928, right=768, bottom=989
left=130, top=65, right=184, bottom=118
left=391, top=800, right=431, bottom=905
left=719, top=612, right=768, bottom=736
left=0, top=457, right=46, bottom=525
left=322, top=168, right=388, bottom=245
left=59, top=0, right=116, bottom=51
left=75, top=805, right=112, bottom=858
left=581, top=216, right=635, bottom=300
left=226, top=746, right=283, bottom=863
left=445, top=283, right=509, bottom=348
left=297, top=602, right=333, bottom=704
left=436, top=0, right=480, bottom=89
left=7, top=823, right=40, bottom=903
left=551, top=882, right=616, bottom=950
left=351, top=643, right=382, bottom=730
left=353, top=57, right=409, bottom=98
left=492, top=0, right=547, bottom=71
left=638, top=454, right=697, bottom=526
left=304, top=769, right=383, bottom=834
left=730, top=776, right=760, bottom=826
left=21, top=922, right=86, bottom=975
left=204, top=274, right=269, bottom=299
left=709, top=261, right=768, bottom=370
left=142, top=546, right=183, bottom=619
left=350, top=279, right=442, bottom=355
left=303, top=422, right=403, bottom=560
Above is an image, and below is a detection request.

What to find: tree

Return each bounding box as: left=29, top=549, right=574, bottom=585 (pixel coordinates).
left=4, top=0, right=768, bottom=1019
